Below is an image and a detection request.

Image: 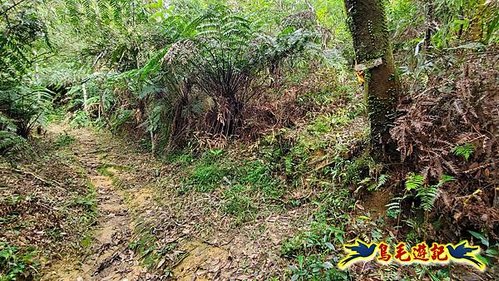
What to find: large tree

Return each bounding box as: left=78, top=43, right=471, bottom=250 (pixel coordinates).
left=344, top=0, right=400, bottom=161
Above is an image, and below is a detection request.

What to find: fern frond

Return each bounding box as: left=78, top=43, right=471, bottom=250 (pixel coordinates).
left=386, top=196, right=403, bottom=219
left=453, top=143, right=474, bottom=161
left=405, top=173, right=425, bottom=191
left=0, top=130, right=28, bottom=157
left=418, top=186, right=439, bottom=212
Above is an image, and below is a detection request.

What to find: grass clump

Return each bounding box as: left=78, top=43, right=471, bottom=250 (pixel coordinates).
left=222, top=184, right=256, bottom=222
left=182, top=150, right=230, bottom=193
left=164, top=150, right=194, bottom=166
left=238, top=160, right=285, bottom=199
left=54, top=133, right=75, bottom=148
left=281, top=221, right=348, bottom=281
left=288, top=254, right=348, bottom=281
left=223, top=159, right=287, bottom=221
left=185, top=162, right=229, bottom=192
left=281, top=221, right=345, bottom=258
left=72, top=181, right=98, bottom=228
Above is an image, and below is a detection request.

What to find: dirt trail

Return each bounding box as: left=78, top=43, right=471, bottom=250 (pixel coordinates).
left=40, top=124, right=309, bottom=280
left=42, top=126, right=144, bottom=281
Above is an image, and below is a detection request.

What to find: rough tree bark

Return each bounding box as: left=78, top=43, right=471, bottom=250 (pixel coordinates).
left=344, top=0, right=400, bottom=162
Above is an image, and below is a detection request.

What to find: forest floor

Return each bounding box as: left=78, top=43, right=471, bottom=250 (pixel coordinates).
left=42, top=124, right=145, bottom=280
left=2, top=48, right=497, bottom=280
left=4, top=108, right=497, bottom=280
left=29, top=123, right=312, bottom=280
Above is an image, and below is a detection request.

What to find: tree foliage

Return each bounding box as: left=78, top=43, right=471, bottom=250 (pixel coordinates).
left=1, top=0, right=51, bottom=151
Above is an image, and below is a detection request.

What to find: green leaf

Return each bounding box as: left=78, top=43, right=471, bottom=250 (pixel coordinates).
left=405, top=173, right=424, bottom=191
left=324, top=242, right=335, bottom=250
left=453, top=143, right=474, bottom=161
left=468, top=230, right=489, bottom=247
left=475, top=254, right=489, bottom=266
left=485, top=248, right=498, bottom=257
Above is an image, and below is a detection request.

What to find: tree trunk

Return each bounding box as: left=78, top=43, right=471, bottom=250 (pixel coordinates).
left=168, top=88, right=190, bottom=150
left=219, top=94, right=242, bottom=137
left=82, top=83, right=89, bottom=114
left=424, top=0, right=435, bottom=50
left=344, top=0, right=400, bottom=162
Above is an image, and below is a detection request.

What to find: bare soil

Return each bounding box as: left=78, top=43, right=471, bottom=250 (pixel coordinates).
left=42, top=125, right=145, bottom=280
left=33, top=124, right=310, bottom=280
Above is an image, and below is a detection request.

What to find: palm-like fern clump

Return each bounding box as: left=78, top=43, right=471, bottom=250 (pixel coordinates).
left=191, top=8, right=319, bottom=136
left=2, top=2, right=320, bottom=154
left=135, top=6, right=320, bottom=150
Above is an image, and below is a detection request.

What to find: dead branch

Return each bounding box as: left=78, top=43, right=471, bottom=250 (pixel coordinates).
left=0, top=166, right=65, bottom=190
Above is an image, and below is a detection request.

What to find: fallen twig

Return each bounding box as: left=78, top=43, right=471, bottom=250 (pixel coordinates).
left=462, top=162, right=495, bottom=174
left=0, top=166, right=65, bottom=190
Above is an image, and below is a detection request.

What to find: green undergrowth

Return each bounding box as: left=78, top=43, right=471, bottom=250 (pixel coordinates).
left=0, top=136, right=99, bottom=280
left=96, top=163, right=131, bottom=176
left=96, top=164, right=117, bottom=177
left=162, top=83, right=378, bottom=278
left=96, top=163, right=133, bottom=190
left=0, top=242, right=38, bottom=281
left=257, top=101, right=387, bottom=279
left=146, top=70, right=446, bottom=279
left=53, top=133, right=75, bottom=148
left=280, top=184, right=355, bottom=280
left=176, top=149, right=287, bottom=222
